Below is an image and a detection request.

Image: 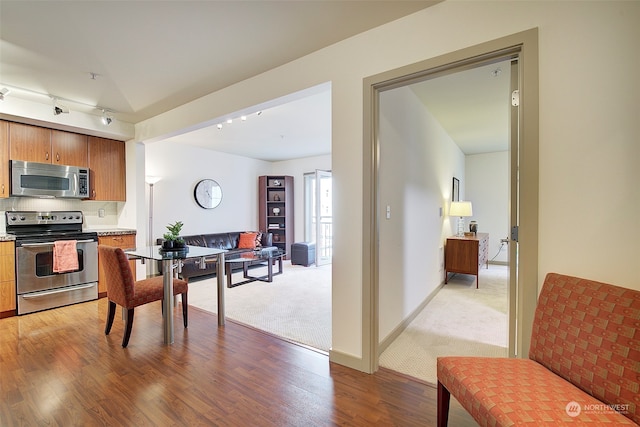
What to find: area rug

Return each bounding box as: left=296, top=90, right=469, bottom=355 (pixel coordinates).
left=379, top=265, right=509, bottom=384
left=187, top=260, right=332, bottom=352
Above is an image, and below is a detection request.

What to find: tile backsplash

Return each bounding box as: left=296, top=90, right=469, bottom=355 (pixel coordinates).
left=0, top=198, right=120, bottom=232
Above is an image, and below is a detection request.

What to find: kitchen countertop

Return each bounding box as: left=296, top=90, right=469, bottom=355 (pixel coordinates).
left=88, top=228, right=137, bottom=236
left=0, top=233, right=15, bottom=242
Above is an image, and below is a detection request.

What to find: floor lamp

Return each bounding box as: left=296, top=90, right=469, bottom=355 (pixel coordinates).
left=146, top=176, right=161, bottom=274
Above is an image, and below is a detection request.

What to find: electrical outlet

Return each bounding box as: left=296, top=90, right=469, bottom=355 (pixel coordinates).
left=98, top=208, right=105, bottom=218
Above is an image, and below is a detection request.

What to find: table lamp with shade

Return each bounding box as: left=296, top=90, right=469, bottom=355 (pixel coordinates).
left=450, top=201, right=473, bottom=237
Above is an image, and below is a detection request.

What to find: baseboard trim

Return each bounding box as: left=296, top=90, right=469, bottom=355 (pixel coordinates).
left=329, top=349, right=369, bottom=372
left=377, top=282, right=443, bottom=354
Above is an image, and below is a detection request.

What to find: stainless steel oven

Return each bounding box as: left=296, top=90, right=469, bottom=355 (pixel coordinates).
left=6, top=211, right=98, bottom=315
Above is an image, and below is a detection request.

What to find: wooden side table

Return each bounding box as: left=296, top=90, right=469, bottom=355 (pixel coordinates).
left=444, top=233, right=489, bottom=288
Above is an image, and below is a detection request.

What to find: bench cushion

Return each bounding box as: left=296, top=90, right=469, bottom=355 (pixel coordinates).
left=437, top=356, right=637, bottom=425
left=529, top=273, right=640, bottom=424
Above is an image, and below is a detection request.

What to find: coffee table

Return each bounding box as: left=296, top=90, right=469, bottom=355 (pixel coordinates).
left=225, top=249, right=286, bottom=288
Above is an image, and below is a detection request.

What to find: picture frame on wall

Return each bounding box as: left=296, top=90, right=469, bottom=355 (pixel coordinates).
left=452, top=177, right=460, bottom=202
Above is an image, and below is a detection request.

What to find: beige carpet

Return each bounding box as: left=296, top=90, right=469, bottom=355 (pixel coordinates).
left=379, top=264, right=509, bottom=384
left=188, top=260, right=332, bottom=352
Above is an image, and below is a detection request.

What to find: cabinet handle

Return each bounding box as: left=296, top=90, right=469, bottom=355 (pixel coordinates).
left=45, top=152, right=49, bottom=161
left=56, top=152, right=60, bottom=162
left=1, top=184, right=4, bottom=194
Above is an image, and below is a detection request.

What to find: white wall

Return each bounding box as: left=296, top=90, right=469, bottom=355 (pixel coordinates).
left=466, top=151, right=509, bottom=264
left=145, top=140, right=271, bottom=239
left=378, top=86, right=465, bottom=342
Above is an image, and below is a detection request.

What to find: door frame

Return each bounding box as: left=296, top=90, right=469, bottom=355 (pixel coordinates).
left=362, top=29, right=539, bottom=372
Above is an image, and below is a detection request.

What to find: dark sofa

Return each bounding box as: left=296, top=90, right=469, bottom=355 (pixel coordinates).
left=158, top=231, right=272, bottom=281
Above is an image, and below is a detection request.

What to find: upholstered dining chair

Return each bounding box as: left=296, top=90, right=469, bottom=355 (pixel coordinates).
left=98, top=245, right=188, bottom=348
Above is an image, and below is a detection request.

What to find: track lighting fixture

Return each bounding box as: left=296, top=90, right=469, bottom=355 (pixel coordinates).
left=214, top=110, right=262, bottom=132
left=101, top=109, right=113, bottom=125
left=0, top=87, right=9, bottom=101
left=52, top=98, right=69, bottom=115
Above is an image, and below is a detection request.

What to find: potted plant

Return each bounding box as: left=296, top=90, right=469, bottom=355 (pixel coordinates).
left=162, top=220, right=185, bottom=250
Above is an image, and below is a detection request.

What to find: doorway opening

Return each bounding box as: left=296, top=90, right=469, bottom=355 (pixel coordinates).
left=361, top=29, right=539, bottom=375
left=376, top=60, right=513, bottom=383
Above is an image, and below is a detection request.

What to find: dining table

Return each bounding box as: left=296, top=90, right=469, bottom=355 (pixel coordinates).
left=124, top=245, right=227, bottom=345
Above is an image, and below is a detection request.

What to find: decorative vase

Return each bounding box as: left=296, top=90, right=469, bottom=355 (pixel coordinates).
left=274, top=194, right=281, bottom=201
left=273, top=207, right=281, bottom=216
left=273, top=234, right=280, bottom=242
left=469, top=221, right=478, bottom=234
left=162, top=240, right=174, bottom=250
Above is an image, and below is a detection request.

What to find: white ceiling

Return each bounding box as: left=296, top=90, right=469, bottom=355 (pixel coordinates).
left=0, top=1, right=510, bottom=161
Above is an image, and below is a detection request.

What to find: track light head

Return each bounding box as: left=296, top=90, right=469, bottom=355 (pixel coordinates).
left=101, top=109, right=113, bottom=125
left=52, top=98, right=69, bottom=115
left=53, top=105, right=69, bottom=115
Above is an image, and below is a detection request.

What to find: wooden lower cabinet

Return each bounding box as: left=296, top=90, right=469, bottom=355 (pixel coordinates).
left=0, top=241, right=16, bottom=317
left=98, top=234, right=136, bottom=297
left=444, top=233, right=489, bottom=288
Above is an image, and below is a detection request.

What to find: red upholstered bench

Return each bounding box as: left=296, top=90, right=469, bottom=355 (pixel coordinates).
left=437, top=272, right=640, bottom=426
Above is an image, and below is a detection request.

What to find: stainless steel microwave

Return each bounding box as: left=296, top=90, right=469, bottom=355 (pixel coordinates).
left=10, top=160, right=90, bottom=199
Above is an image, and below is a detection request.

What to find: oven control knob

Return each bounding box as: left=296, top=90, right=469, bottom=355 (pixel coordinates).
left=10, top=216, right=16, bottom=221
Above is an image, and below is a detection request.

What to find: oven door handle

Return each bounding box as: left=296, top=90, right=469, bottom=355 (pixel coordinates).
left=20, top=239, right=96, bottom=247
left=21, top=283, right=96, bottom=299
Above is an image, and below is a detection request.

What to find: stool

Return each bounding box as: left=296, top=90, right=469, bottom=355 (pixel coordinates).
left=291, top=242, right=316, bottom=266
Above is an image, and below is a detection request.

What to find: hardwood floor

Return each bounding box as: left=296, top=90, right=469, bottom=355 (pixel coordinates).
left=0, top=298, right=477, bottom=426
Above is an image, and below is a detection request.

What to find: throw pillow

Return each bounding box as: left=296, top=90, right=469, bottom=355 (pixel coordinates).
left=255, top=232, right=263, bottom=248
left=238, top=232, right=258, bottom=249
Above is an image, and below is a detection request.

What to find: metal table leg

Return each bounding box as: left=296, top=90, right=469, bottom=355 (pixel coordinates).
left=162, top=259, right=174, bottom=344
left=216, top=252, right=225, bottom=325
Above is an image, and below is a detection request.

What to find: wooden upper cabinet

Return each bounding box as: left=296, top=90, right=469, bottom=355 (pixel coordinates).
left=9, top=122, right=88, bottom=167
left=9, top=122, right=51, bottom=163
left=0, top=121, right=8, bottom=198
left=88, top=136, right=126, bottom=201
left=51, top=130, right=88, bottom=167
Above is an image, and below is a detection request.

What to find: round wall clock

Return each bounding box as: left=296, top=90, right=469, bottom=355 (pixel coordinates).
left=194, top=179, right=222, bottom=209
